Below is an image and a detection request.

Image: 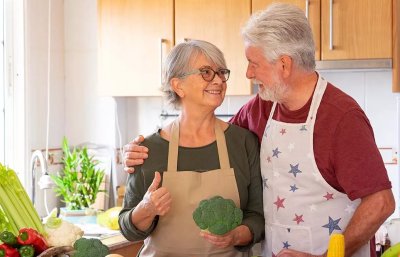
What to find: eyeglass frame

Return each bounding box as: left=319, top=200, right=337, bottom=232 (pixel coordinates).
left=178, top=66, right=231, bottom=82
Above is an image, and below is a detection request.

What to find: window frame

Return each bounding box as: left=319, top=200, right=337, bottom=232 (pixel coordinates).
left=3, top=0, right=25, bottom=184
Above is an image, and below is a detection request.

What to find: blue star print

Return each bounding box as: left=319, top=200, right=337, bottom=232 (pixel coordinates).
left=289, top=164, right=302, bottom=177
left=283, top=241, right=291, bottom=249
left=300, top=125, right=307, bottom=131
left=322, top=216, right=342, bottom=235
left=289, top=184, right=298, bottom=192
left=272, top=147, right=281, bottom=158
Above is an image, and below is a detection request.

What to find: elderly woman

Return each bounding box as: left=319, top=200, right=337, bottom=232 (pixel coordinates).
left=119, top=40, right=264, bottom=257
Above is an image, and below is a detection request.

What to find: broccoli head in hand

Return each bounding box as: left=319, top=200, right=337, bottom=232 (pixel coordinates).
left=192, top=195, right=243, bottom=235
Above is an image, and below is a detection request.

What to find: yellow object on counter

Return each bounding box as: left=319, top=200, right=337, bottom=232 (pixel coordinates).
left=97, top=207, right=123, bottom=230
left=327, top=233, right=345, bottom=257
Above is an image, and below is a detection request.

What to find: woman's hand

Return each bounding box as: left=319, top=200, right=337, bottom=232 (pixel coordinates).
left=142, top=172, right=172, bottom=216
left=123, top=135, right=149, bottom=173
left=131, top=172, right=172, bottom=231
left=199, top=225, right=252, bottom=248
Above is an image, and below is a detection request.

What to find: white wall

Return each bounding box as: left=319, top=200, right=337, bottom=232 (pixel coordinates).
left=64, top=0, right=116, bottom=147
left=25, top=0, right=65, bottom=153
left=25, top=0, right=119, bottom=216
left=25, top=0, right=65, bottom=215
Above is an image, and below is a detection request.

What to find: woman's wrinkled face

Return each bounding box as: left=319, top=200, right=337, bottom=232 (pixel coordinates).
left=245, top=45, right=290, bottom=103
left=179, top=54, right=227, bottom=110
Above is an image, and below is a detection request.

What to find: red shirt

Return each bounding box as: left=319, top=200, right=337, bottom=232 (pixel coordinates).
left=230, top=82, right=391, bottom=256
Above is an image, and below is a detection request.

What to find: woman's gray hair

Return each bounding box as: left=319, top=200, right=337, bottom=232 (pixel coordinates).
left=241, top=3, right=315, bottom=71
left=161, top=40, right=227, bottom=108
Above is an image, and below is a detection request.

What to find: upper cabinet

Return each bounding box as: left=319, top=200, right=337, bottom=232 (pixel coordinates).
left=175, top=0, right=251, bottom=95
left=252, top=0, right=392, bottom=60
left=98, top=0, right=251, bottom=96
left=98, top=0, right=397, bottom=95
left=320, top=0, right=392, bottom=60
left=98, top=0, right=174, bottom=96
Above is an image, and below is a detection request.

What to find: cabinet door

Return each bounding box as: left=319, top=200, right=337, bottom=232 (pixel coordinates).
left=98, top=0, right=173, bottom=96
left=252, top=0, right=321, bottom=60
left=321, top=0, right=392, bottom=60
left=175, top=0, right=251, bottom=95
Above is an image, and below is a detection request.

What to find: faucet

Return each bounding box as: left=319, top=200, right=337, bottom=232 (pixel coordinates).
left=30, top=150, right=53, bottom=206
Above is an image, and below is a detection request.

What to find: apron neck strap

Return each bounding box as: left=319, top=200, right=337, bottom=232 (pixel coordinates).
left=167, top=118, right=230, bottom=172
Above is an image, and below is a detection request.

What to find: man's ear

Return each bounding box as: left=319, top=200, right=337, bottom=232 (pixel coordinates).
left=280, top=55, right=292, bottom=78
left=171, top=78, right=184, bottom=98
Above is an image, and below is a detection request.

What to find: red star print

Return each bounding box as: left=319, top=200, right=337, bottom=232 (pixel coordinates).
left=293, top=213, right=304, bottom=225
left=280, top=128, right=286, bottom=135
left=267, top=156, right=271, bottom=163
left=323, top=192, right=334, bottom=200
left=274, top=196, right=285, bottom=211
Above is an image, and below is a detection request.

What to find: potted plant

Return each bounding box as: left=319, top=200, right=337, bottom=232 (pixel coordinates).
left=51, top=137, right=106, bottom=212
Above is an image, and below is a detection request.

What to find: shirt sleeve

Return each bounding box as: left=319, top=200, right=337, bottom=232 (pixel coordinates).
left=236, top=132, right=265, bottom=251
left=332, top=109, right=392, bottom=200
left=119, top=166, right=158, bottom=241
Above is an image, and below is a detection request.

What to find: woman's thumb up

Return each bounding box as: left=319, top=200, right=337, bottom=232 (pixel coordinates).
left=148, top=171, right=161, bottom=192
left=143, top=171, right=172, bottom=216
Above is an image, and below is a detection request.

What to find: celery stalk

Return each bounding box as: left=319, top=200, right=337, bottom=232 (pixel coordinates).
left=9, top=167, right=44, bottom=233
left=0, top=163, right=45, bottom=235
left=1, top=184, right=35, bottom=228
left=0, top=205, right=13, bottom=233
left=0, top=185, right=26, bottom=233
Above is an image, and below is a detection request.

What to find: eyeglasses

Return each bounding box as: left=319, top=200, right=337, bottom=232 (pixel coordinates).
left=180, top=67, right=231, bottom=82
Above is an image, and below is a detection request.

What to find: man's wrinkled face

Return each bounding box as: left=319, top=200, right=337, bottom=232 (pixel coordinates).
left=244, top=45, right=290, bottom=103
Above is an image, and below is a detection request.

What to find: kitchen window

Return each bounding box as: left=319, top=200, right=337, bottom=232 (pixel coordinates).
left=1, top=0, right=25, bottom=181
left=0, top=0, right=4, bottom=164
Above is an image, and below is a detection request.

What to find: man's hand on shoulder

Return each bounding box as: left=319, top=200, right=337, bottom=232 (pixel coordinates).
left=123, top=135, right=148, bottom=173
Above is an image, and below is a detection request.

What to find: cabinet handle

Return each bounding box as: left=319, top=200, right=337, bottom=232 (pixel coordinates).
left=160, top=39, right=167, bottom=85
left=305, top=0, right=309, bottom=19
left=329, top=0, right=334, bottom=50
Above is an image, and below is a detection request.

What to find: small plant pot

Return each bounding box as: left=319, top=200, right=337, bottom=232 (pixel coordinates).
left=60, top=207, right=97, bottom=224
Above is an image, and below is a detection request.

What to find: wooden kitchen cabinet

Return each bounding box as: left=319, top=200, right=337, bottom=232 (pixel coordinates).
left=98, top=0, right=251, bottom=96
left=97, top=0, right=174, bottom=96
left=175, top=0, right=251, bottom=95
left=320, top=0, right=392, bottom=60
left=252, top=0, right=392, bottom=60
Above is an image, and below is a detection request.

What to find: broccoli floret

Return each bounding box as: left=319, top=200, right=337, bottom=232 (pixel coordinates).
left=192, top=195, right=243, bottom=235
left=73, top=238, right=110, bottom=257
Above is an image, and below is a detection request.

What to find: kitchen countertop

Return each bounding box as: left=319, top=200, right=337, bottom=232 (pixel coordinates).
left=101, top=233, right=141, bottom=251
left=75, top=223, right=143, bottom=257
left=101, top=234, right=143, bottom=257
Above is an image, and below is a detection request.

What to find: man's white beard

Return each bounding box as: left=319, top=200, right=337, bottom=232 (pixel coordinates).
left=255, top=79, right=290, bottom=103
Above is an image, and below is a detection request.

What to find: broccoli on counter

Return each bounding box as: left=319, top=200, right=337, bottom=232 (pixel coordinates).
left=192, top=195, right=243, bottom=235
left=73, top=237, right=110, bottom=257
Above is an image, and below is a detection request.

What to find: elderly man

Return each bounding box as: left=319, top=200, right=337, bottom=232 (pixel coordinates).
left=122, top=3, right=394, bottom=257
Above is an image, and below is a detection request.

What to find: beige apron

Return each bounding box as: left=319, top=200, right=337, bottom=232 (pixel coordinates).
left=140, top=119, right=248, bottom=257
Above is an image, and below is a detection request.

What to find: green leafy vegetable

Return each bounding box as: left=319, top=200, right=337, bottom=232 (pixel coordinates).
left=73, top=237, right=109, bottom=257
left=192, top=195, right=243, bottom=235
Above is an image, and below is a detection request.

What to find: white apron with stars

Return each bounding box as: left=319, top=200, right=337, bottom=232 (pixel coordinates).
left=260, top=76, right=370, bottom=257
